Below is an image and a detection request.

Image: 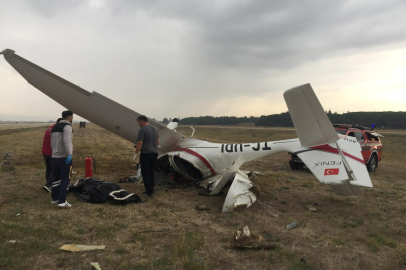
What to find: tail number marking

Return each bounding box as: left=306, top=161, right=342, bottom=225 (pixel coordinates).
left=221, top=143, right=271, bottom=153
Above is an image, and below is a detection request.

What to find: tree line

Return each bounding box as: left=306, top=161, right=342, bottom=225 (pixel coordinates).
left=179, top=116, right=259, bottom=126
left=178, top=111, right=406, bottom=129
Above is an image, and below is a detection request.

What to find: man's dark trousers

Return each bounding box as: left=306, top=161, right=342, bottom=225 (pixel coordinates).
left=140, top=153, right=158, bottom=195
left=51, top=158, right=73, bottom=203
left=43, top=154, right=54, bottom=186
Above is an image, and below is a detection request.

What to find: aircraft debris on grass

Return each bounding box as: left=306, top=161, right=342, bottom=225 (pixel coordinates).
left=1, top=49, right=373, bottom=212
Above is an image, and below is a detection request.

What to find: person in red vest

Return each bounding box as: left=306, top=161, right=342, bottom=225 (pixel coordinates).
left=42, top=118, right=61, bottom=192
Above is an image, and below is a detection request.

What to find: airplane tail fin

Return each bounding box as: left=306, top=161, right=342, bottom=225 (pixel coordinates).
left=284, top=84, right=372, bottom=195
left=283, top=84, right=339, bottom=147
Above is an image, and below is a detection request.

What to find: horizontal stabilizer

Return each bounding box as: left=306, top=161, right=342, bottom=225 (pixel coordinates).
left=295, top=135, right=372, bottom=195
left=284, top=84, right=339, bottom=147
left=297, top=149, right=348, bottom=185
left=336, top=136, right=373, bottom=188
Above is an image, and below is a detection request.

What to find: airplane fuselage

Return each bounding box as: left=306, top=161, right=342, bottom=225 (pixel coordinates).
left=159, top=137, right=304, bottom=181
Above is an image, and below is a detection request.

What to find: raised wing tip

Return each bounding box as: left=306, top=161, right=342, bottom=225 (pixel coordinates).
left=0, top=49, right=15, bottom=55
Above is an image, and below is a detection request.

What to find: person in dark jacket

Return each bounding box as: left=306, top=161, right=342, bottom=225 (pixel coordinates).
left=50, top=110, right=74, bottom=208
left=42, top=118, right=61, bottom=192
left=134, top=115, right=159, bottom=197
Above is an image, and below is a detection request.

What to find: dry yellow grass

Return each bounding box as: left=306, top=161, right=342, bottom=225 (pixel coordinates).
left=0, top=122, right=51, bottom=130
left=0, top=124, right=405, bottom=270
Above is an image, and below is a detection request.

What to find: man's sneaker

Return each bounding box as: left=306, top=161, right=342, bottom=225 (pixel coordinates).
left=51, top=200, right=58, bottom=204
left=42, top=185, right=51, bottom=193
left=58, top=201, right=72, bottom=208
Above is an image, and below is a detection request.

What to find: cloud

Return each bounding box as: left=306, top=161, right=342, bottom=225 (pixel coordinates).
left=102, top=0, right=406, bottom=70
left=26, top=0, right=85, bottom=18
left=0, top=0, right=405, bottom=121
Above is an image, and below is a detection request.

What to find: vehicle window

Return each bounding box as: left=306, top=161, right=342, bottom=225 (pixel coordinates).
left=336, top=130, right=346, bottom=135
left=347, top=132, right=355, bottom=137
left=354, top=132, right=365, bottom=142
left=366, top=132, right=379, bottom=142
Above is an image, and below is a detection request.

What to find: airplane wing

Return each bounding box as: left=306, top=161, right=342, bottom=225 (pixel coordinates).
left=1, top=49, right=184, bottom=153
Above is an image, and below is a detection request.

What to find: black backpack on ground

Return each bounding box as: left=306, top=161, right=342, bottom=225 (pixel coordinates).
left=69, top=178, right=142, bottom=204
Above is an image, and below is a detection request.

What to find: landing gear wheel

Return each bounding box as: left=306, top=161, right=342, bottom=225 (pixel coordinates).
left=367, top=155, right=378, bottom=172
left=289, top=160, right=304, bottom=170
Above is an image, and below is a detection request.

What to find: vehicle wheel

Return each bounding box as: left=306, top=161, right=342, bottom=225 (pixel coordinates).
left=367, top=155, right=378, bottom=172
left=289, top=161, right=303, bottom=170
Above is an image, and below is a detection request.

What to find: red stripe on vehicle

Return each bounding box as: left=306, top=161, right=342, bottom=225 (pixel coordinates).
left=171, top=148, right=216, bottom=176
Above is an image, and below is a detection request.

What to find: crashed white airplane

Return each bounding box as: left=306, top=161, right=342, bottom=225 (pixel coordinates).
left=1, top=49, right=373, bottom=212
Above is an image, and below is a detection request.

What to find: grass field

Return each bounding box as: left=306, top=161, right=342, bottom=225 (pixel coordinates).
left=0, top=124, right=405, bottom=270
left=0, top=122, right=51, bottom=130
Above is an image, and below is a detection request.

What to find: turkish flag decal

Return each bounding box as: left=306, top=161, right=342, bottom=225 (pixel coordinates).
left=324, top=168, right=339, bottom=175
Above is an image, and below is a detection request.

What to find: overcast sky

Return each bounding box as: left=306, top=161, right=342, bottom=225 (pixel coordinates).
left=1, top=0, right=405, bottom=122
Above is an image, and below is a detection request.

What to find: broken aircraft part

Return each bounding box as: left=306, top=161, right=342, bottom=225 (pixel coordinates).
left=166, top=118, right=179, bottom=131
left=287, top=222, right=298, bottom=230
left=222, top=170, right=258, bottom=213
left=210, top=156, right=244, bottom=195
left=60, top=244, right=106, bottom=252
left=232, top=226, right=278, bottom=250
left=90, top=262, right=102, bottom=270
left=1, top=49, right=375, bottom=213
